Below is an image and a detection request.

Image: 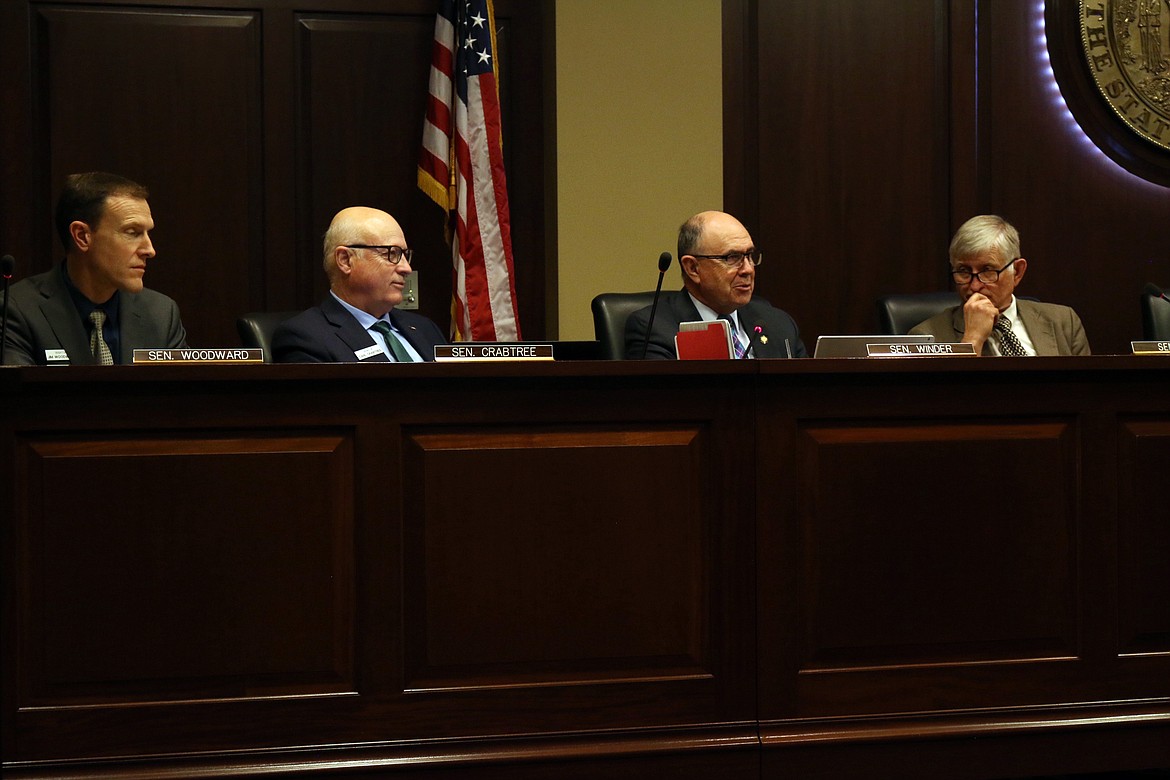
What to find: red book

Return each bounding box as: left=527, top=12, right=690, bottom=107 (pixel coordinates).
left=674, top=320, right=734, bottom=360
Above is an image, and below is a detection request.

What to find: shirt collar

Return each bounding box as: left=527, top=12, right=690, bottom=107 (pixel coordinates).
left=330, top=290, right=396, bottom=331
left=61, top=261, right=120, bottom=325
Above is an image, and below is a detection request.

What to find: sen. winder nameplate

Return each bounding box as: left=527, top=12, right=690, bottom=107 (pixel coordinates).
left=867, top=342, right=977, bottom=357
left=1131, top=341, right=1170, bottom=355
left=434, top=344, right=554, bottom=362
left=133, top=348, right=264, bottom=364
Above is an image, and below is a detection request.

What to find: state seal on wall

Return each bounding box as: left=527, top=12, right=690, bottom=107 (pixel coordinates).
left=1080, top=0, right=1170, bottom=150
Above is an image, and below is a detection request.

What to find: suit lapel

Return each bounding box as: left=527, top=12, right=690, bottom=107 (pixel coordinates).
left=388, top=311, right=431, bottom=361
left=321, top=295, right=388, bottom=361
left=739, top=300, right=783, bottom=357
left=36, top=270, right=94, bottom=365
left=1016, top=299, right=1058, bottom=355
left=118, top=291, right=147, bottom=363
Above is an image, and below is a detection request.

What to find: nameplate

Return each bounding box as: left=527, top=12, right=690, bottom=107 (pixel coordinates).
left=867, top=342, right=977, bottom=357
left=133, top=348, right=264, bottom=364
left=1131, top=341, right=1170, bottom=355
left=434, top=344, right=554, bottom=361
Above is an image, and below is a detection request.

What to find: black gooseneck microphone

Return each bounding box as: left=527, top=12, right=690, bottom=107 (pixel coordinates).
left=640, top=251, right=672, bottom=359
left=1144, top=282, right=1170, bottom=303
left=743, top=323, right=766, bottom=359
left=1, top=254, right=15, bottom=365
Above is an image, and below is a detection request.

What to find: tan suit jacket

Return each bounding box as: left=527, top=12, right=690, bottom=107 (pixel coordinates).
left=909, top=298, right=1090, bottom=356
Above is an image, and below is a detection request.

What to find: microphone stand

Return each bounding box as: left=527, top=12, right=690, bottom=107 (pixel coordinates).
left=640, top=252, right=672, bottom=359
left=0, top=255, right=14, bottom=365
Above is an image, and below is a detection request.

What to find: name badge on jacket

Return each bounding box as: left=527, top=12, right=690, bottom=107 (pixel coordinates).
left=354, top=345, right=383, bottom=361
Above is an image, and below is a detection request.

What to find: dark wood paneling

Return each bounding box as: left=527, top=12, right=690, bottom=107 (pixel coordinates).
left=979, top=3, right=1170, bottom=355
left=796, top=420, right=1078, bottom=671
left=297, top=12, right=447, bottom=321
left=32, top=5, right=263, bottom=348
left=1117, top=417, right=1170, bottom=655
left=750, top=0, right=953, bottom=341
left=403, top=426, right=710, bottom=690
left=735, top=1, right=1170, bottom=355
left=2, top=359, right=1168, bottom=778
left=16, top=432, right=356, bottom=707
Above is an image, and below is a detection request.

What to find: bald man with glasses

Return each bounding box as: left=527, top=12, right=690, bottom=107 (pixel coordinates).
left=273, top=207, right=446, bottom=363
left=624, top=210, right=806, bottom=360
left=910, top=215, right=1090, bottom=356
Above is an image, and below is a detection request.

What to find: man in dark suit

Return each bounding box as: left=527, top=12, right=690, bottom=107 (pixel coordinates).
left=909, top=215, right=1090, bottom=356
left=1, top=172, right=187, bottom=365
left=624, top=210, right=806, bottom=360
left=273, top=207, right=445, bottom=363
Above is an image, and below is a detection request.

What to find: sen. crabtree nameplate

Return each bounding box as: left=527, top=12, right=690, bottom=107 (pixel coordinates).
left=866, top=342, right=977, bottom=357
left=434, top=344, right=554, bottom=361
left=133, top=348, right=264, bottom=364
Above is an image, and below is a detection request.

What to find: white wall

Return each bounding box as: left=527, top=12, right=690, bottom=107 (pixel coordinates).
left=555, top=0, right=723, bottom=340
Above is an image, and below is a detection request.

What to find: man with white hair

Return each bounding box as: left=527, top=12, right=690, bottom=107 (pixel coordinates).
left=909, top=215, right=1090, bottom=356
left=273, top=207, right=445, bottom=363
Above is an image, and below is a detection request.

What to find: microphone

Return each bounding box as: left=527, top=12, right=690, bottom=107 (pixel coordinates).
left=1, top=254, right=15, bottom=365
left=640, top=251, right=672, bottom=359
left=1144, top=282, right=1169, bottom=303
left=743, top=323, right=766, bottom=359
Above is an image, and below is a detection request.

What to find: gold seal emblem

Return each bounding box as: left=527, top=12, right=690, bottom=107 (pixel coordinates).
left=1080, top=0, right=1170, bottom=150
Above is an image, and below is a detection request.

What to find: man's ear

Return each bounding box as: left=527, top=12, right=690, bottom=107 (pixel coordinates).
left=69, top=221, right=91, bottom=253
left=333, top=247, right=354, bottom=276
left=680, top=255, right=701, bottom=283
left=1011, top=257, right=1027, bottom=287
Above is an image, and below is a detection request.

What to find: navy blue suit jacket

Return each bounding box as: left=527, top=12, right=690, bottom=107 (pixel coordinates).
left=624, top=289, right=807, bottom=360
left=272, top=294, right=446, bottom=363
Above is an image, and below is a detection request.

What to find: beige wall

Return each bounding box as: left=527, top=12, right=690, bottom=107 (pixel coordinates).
left=555, top=0, right=723, bottom=341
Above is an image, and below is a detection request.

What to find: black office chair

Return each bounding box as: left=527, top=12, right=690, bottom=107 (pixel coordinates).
left=236, top=311, right=300, bottom=363
left=590, top=291, right=657, bottom=360
left=1141, top=285, right=1170, bottom=341
left=876, top=292, right=962, bottom=335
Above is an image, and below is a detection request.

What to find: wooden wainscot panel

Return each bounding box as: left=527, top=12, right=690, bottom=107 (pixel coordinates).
left=790, top=417, right=1081, bottom=714
left=401, top=425, right=711, bottom=691
left=1117, top=417, right=1170, bottom=657
left=15, top=431, right=356, bottom=708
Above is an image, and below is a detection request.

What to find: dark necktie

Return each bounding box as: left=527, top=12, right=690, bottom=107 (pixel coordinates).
left=89, top=310, right=114, bottom=365
left=371, top=321, right=415, bottom=362
left=720, top=315, right=746, bottom=359
left=993, top=316, right=1028, bottom=357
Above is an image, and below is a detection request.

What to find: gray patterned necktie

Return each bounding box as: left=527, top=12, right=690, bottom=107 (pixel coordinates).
left=371, top=321, right=415, bottom=362
left=89, top=310, right=114, bottom=365
left=993, top=316, right=1027, bottom=357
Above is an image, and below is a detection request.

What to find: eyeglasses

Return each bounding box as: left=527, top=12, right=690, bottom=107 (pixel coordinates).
left=951, top=258, right=1018, bottom=284
left=691, top=250, right=763, bottom=268
left=345, top=245, right=414, bottom=265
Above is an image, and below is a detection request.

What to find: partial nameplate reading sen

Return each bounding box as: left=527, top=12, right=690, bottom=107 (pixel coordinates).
left=133, top=348, right=264, bottom=364
left=434, top=344, right=554, bottom=362
left=1131, top=341, right=1170, bottom=355
left=867, top=342, right=977, bottom=358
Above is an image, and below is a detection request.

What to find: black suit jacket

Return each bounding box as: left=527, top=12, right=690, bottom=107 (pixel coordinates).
left=1, top=266, right=187, bottom=365
left=272, top=294, right=446, bottom=363
left=624, top=289, right=807, bottom=360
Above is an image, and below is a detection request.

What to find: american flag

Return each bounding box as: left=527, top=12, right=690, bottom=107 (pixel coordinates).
left=418, top=0, right=521, bottom=341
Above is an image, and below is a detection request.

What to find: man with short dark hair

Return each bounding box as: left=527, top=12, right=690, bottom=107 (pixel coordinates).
left=1, top=172, right=187, bottom=365
left=624, top=210, right=805, bottom=360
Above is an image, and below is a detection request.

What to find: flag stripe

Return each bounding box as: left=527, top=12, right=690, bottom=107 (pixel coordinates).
left=417, top=0, right=520, bottom=341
